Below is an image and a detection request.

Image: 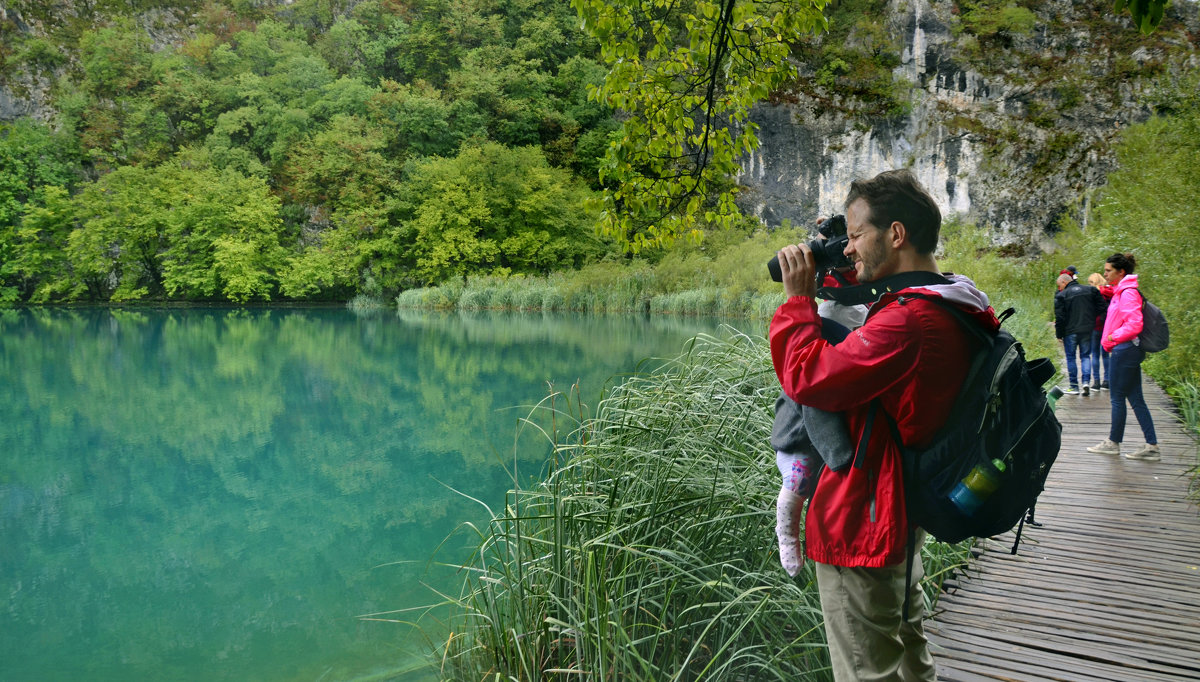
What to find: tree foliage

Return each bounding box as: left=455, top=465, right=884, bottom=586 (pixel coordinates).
left=0, top=120, right=81, bottom=300
left=382, top=142, right=605, bottom=286
left=572, top=0, right=830, bottom=252
left=1, top=0, right=618, bottom=303
left=1115, top=0, right=1169, bottom=34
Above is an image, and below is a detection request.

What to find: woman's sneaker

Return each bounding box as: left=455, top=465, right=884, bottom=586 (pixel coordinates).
left=1087, top=439, right=1120, bottom=455
left=1124, top=444, right=1161, bottom=461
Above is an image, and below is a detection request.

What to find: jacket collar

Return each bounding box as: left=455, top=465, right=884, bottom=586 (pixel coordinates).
left=1114, top=273, right=1139, bottom=294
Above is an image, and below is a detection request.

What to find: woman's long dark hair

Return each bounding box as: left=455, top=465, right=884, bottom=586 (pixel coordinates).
left=1106, top=252, right=1137, bottom=274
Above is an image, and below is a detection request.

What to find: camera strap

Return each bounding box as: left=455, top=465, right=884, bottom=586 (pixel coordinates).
left=817, top=271, right=954, bottom=307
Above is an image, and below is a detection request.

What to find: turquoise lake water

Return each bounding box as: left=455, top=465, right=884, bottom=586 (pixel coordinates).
left=0, top=306, right=742, bottom=681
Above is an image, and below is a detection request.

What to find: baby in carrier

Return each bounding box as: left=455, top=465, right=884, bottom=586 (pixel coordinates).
left=772, top=300, right=864, bottom=576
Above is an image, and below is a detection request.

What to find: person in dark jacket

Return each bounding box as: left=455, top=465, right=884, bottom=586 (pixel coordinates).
left=1054, top=273, right=1108, bottom=395
left=771, top=169, right=998, bottom=682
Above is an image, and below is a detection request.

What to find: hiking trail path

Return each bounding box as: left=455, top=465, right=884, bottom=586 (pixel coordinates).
left=925, top=378, right=1200, bottom=681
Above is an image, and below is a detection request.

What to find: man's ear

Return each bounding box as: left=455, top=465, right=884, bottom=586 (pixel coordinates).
left=888, top=221, right=906, bottom=248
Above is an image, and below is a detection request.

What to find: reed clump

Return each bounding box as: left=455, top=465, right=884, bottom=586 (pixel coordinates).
left=435, top=330, right=969, bottom=680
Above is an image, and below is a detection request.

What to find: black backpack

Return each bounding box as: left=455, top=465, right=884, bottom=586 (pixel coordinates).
left=855, top=292, right=1062, bottom=618
left=1136, top=290, right=1170, bottom=353
left=860, top=297, right=1062, bottom=546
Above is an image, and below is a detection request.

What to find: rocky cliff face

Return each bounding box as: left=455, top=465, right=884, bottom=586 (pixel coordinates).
left=737, top=0, right=1199, bottom=251
left=0, top=4, right=191, bottom=123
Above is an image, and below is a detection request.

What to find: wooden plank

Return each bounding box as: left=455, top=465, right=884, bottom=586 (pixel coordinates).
left=928, top=628, right=1192, bottom=681
left=933, top=588, right=1200, bottom=638
left=924, top=376, right=1200, bottom=680
left=928, top=608, right=1200, bottom=672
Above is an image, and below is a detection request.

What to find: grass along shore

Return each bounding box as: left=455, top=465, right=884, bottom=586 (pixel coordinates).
left=429, top=330, right=973, bottom=680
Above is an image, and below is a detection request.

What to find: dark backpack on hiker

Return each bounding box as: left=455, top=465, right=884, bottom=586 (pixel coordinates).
left=1137, top=291, right=1170, bottom=353
left=862, top=296, right=1062, bottom=550
left=895, top=298, right=1061, bottom=548
left=882, top=296, right=1064, bottom=618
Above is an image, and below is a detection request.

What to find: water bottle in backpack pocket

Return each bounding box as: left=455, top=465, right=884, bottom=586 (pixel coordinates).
left=947, top=458, right=1007, bottom=516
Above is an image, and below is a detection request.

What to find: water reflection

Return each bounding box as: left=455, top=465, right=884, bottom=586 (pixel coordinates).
left=0, top=306, right=738, bottom=681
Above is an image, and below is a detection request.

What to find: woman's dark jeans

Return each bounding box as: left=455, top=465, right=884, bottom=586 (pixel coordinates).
left=1108, top=341, right=1157, bottom=445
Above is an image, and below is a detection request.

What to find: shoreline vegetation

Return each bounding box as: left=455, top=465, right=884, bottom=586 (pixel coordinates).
left=424, top=330, right=974, bottom=681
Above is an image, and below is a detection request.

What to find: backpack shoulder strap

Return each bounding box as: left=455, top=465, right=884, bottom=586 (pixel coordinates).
left=898, top=292, right=1008, bottom=344
left=854, top=294, right=997, bottom=460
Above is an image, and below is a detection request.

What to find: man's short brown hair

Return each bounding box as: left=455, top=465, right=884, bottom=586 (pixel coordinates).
left=845, top=169, right=941, bottom=255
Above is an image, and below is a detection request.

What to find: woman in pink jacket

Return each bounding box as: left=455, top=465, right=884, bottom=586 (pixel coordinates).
left=1086, top=253, right=1159, bottom=461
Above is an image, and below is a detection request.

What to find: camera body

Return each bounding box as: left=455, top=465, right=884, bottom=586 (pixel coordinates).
left=767, top=215, right=852, bottom=282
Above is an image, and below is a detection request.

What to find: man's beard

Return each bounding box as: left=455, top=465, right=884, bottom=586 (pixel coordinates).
left=855, top=240, right=890, bottom=282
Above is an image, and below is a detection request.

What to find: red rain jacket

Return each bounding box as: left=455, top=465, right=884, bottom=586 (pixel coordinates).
left=770, top=283, right=999, bottom=567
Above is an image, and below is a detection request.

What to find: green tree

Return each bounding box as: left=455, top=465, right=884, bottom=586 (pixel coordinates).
left=67, top=159, right=287, bottom=302
left=69, top=165, right=166, bottom=300
left=382, top=142, right=603, bottom=285
left=0, top=121, right=81, bottom=301
left=78, top=18, right=153, bottom=98
left=146, top=46, right=240, bottom=146
left=368, top=80, right=460, bottom=158
left=156, top=165, right=288, bottom=302
left=1115, top=0, right=1169, bottom=34
left=314, top=17, right=369, bottom=76
left=571, top=0, right=830, bottom=252
left=0, top=120, right=80, bottom=228
left=13, top=186, right=77, bottom=302
left=277, top=113, right=398, bottom=299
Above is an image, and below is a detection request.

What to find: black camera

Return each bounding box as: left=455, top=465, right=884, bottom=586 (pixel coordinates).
left=767, top=215, right=852, bottom=282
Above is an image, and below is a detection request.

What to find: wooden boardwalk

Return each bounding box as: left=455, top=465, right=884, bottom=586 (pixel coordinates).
left=925, top=378, right=1200, bottom=681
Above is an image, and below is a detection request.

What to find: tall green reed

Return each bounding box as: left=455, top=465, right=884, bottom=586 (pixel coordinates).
left=432, top=330, right=968, bottom=681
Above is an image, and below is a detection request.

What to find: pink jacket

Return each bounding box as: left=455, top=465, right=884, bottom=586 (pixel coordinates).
left=1101, top=274, right=1143, bottom=352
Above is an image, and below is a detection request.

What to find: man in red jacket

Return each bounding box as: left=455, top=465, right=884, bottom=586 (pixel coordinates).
left=771, top=170, right=998, bottom=681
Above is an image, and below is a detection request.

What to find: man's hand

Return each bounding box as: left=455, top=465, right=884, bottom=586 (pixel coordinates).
left=777, top=244, right=818, bottom=299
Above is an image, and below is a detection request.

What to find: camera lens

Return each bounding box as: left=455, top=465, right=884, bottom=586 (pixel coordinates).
left=765, top=215, right=850, bottom=281
left=768, top=255, right=783, bottom=282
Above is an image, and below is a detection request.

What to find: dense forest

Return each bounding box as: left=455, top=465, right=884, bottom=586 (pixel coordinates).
left=0, top=0, right=1190, bottom=304
left=0, top=0, right=620, bottom=303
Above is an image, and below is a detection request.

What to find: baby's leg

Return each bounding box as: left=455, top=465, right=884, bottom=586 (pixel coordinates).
left=775, top=451, right=817, bottom=577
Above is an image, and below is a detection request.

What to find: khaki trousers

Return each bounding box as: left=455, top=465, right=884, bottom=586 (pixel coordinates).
left=815, top=537, right=936, bottom=682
